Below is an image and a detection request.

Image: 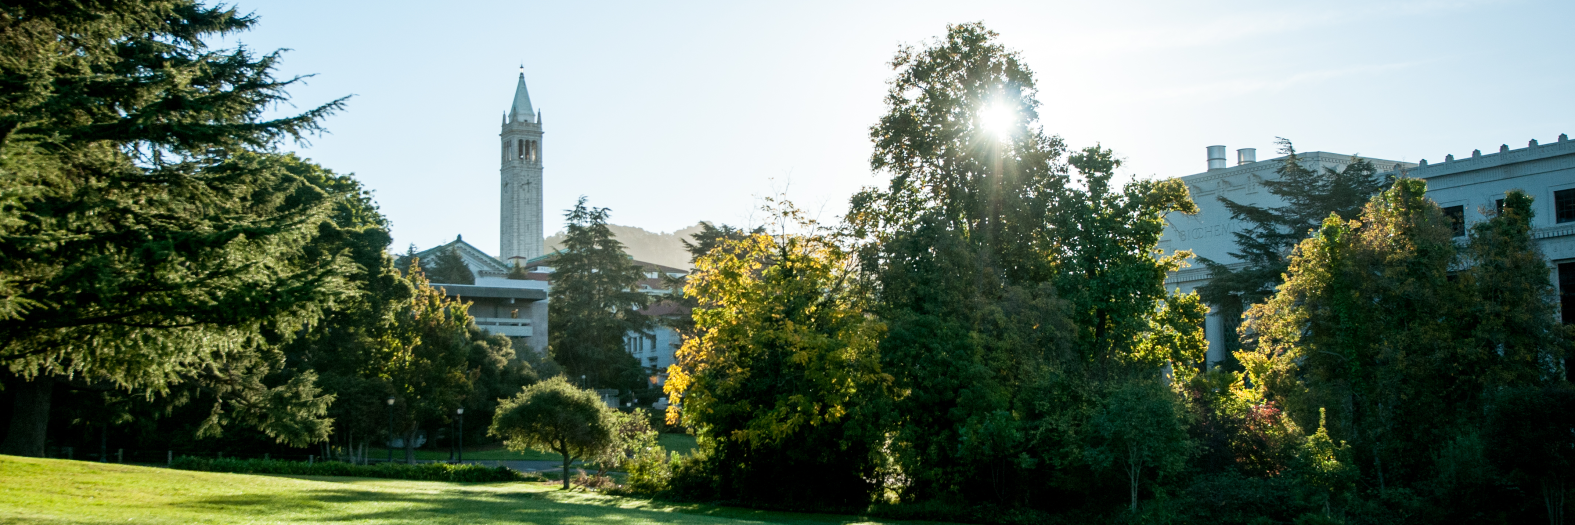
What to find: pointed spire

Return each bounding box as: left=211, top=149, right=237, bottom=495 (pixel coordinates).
left=508, top=68, right=534, bottom=124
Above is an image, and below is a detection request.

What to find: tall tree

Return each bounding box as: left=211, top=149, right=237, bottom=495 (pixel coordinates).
left=1240, top=179, right=1468, bottom=492
left=848, top=22, right=1206, bottom=505
left=0, top=0, right=352, bottom=455
left=1198, top=139, right=1387, bottom=361
left=664, top=202, right=886, bottom=505
left=548, top=197, right=649, bottom=390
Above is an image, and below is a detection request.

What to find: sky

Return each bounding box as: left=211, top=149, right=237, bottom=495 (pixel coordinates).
left=230, top=0, right=1575, bottom=254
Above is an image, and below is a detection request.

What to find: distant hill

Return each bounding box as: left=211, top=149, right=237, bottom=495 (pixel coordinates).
left=545, top=222, right=707, bottom=269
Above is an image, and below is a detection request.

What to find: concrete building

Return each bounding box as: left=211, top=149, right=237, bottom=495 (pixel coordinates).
left=410, top=236, right=550, bottom=354
left=1162, top=135, right=1575, bottom=367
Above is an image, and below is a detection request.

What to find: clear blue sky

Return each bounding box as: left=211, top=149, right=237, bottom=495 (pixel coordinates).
left=232, top=0, right=1574, bottom=254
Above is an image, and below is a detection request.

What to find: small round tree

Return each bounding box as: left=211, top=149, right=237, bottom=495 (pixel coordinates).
left=489, top=377, right=614, bottom=489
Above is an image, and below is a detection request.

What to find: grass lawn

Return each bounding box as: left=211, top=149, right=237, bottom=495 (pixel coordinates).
left=0, top=455, right=931, bottom=525
left=368, top=433, right=699, bottom=462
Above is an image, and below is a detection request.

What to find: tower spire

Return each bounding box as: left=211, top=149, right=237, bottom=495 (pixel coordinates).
left=509, top=69, right=534, bottom=123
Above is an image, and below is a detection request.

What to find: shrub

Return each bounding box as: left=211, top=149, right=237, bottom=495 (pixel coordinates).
left=571, top=468, right=619, bottom=491
left=623, top=446, right=677, bottom=495
left=169, top=457, right=543, bottom=483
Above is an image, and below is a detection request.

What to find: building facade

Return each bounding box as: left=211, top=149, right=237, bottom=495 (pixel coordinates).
left=1162, top=135, right=1575, bottom=367
left=411, top=236, right=550, bottom=354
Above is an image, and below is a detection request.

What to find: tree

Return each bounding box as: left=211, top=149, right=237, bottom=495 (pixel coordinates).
left=664, top=200, right=886, bottom=505
left=848, top=22, right=1205, bottom=504
left=490, top=376, right=615, bottom=490
left=548, top=197, right=650, bottom=390
left=375, top=261, right=502, bottom=463
left=1085, top=379, right=1195, bottom=512
left=1489, top=385, right=1575, bottom=525
left=1198, top=139, right=1387, bottom=362
left=425, top=246, right=475, bottom=285
left=585, top=408, right=660, bottom=478
left=0, top=0, right=354, bottom=455
left=659, top=222, right=763, bottom=338
left=1241, top=179, right=1463, bottom=492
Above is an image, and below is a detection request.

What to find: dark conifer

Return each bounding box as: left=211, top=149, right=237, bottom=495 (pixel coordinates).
left=1197, top=138, right=1388, bottom=362
left=425, top=246, right=476, bottom=285
left=547, top=197, right=650, bottom=391
left=0, top=0, right=352, bottom=455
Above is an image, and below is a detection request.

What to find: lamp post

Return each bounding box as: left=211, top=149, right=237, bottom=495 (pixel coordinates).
left=385, top=396, right=395, bottom=463
left=455, top=408, right=465, bottom=464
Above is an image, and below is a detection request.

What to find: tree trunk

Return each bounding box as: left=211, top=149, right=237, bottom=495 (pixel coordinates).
left=1546, top=477, right=1565, bottom=525
left=560, top=443, right=572, bottom=490
left=0, top=376, right=53, bottom=457
left=404, top=429, right=416, bottom=464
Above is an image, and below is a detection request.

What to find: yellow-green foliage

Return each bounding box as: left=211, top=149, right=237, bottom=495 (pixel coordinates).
left=665, top=205, right=886, bottom=447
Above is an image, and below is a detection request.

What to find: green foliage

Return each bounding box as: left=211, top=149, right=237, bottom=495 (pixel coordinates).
left=847, top=22, right=1206, bottom=508
left=169, top=456, right=538, bottom=482
left=1490, top=385, right=1575, bottom=525
left=426, top=246, right=476, bottom=285
left=1085, top=380, right=1195, bottom=512
left=1241, top=179, right=1570, bottom=515
left=1295, top=409, right=1356, bottom=516
left=489, top=376, right=616, bottom=489
left=664, top=200, right=886, bottom=505
left=547, top=197, right=650, bottom=390
left=1197, top=140, right=1388, bottom=360
left=0, top=0, right=360, bottom=454
left=586, top=408, right=660, bottom=476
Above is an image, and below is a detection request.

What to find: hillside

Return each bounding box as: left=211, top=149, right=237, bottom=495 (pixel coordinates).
left=545, top=222, right=706, bottom=269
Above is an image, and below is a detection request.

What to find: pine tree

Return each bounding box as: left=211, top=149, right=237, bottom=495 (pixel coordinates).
left=547, top=197, right=650, bottom=391
left=0, top=0, right=351, bottom=455
left=1198, top=138, right=1387, bottom=362
left=425, top=246, right=476, bottom=285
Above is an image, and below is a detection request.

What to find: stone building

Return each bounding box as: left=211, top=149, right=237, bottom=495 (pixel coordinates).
left=500, top=70, right=545, bottom=262
left=1162, top=136, right=1575, bottom=368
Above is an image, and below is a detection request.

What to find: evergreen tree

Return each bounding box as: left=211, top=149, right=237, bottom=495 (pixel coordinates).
left=425, top=245, right=475, bottom=285
left=1198, top=139, right=1387, bottom=361
left=0, top=1, right=351, bottom=455
left=548, top=197, right=649, bottom=390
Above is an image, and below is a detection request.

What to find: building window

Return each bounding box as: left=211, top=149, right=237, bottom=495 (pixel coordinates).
left=1495, top=198, right=1505, bottom=216
left=1556, top=189, right=1575, bottom=224
left=1442, top=205, right=1465, bottom=237
left=1561, top=262, right=1575, bottom=325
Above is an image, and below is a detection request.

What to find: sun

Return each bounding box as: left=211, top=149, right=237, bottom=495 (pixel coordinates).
left=978, top=103, right=1015, bottom=140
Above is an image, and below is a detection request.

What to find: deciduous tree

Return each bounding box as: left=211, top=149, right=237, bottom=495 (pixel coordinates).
left=490, top=376, right=615, bottom=490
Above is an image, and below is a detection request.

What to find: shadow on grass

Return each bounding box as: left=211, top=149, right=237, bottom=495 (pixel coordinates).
left=183, top=482, right=938, bottom=525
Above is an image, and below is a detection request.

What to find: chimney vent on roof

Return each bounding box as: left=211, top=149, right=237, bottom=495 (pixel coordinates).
left=1237, top=148, right=1256, bottom=165
left=1207, top=145, right=1227, bottom=171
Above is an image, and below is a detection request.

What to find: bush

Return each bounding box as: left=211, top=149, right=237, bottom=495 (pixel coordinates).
left=170, top=457, right=544, bottom=483
left=621, top=445, right=675, bottom=495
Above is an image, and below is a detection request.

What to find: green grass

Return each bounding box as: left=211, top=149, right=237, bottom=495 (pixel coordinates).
left=0, top=455, right=940, bottom=524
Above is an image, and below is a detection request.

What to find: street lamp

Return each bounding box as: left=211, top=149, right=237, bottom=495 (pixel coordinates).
left=455, top=408, right=465, bottom=464
left=385, top=397, right=396, bottom=463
